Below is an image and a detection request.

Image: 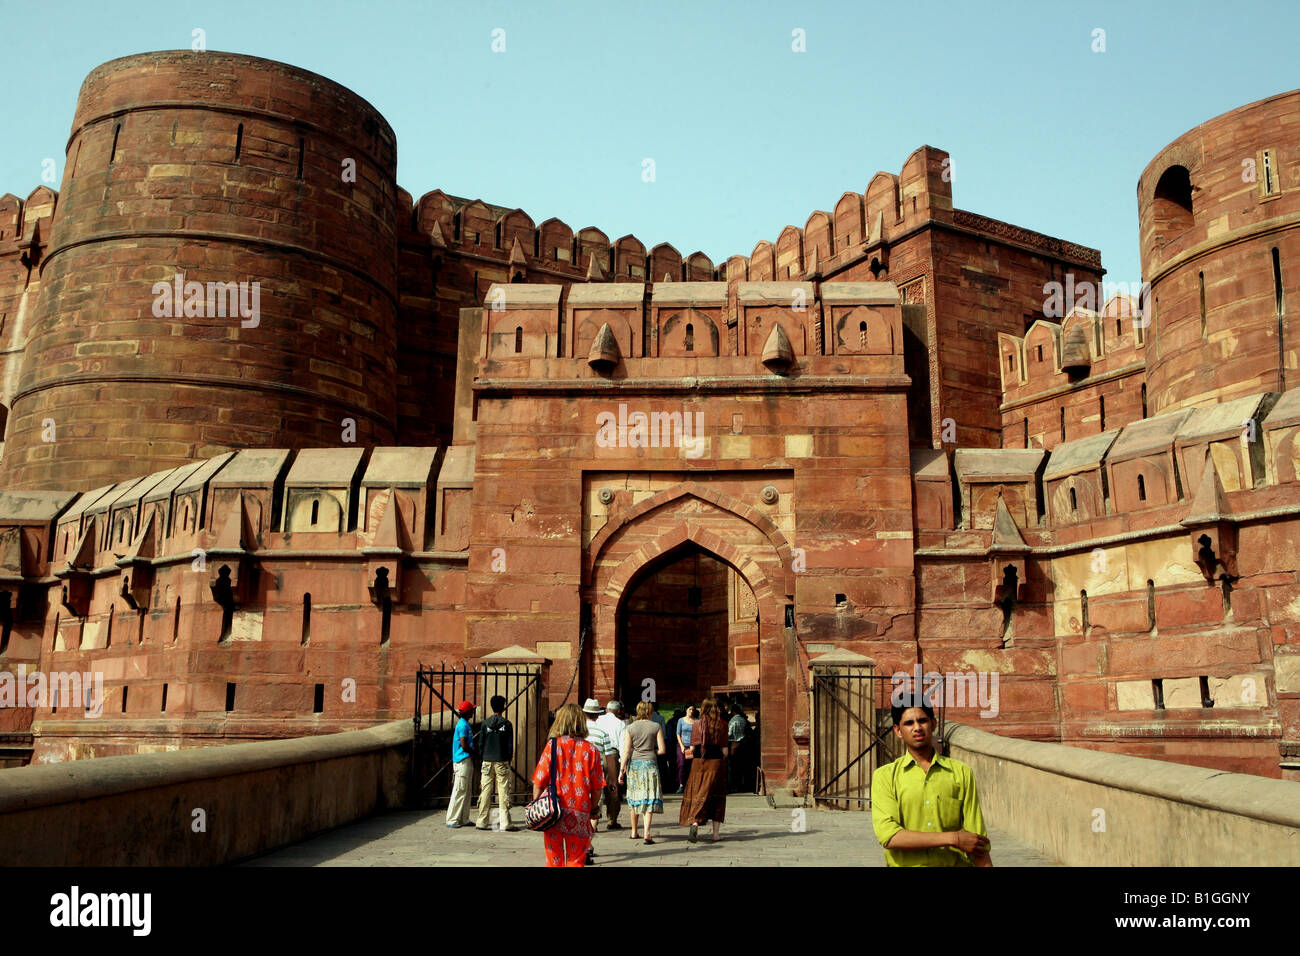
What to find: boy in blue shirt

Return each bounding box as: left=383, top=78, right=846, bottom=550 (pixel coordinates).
left=446, top=700, right=476, bottom=828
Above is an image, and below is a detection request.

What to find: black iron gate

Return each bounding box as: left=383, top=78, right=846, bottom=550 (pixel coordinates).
left=812, top=671, right=946, bottom=810
left=411, top=661, right=546, bottom=810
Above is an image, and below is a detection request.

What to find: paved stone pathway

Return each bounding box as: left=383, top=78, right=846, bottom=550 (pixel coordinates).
left=244, top=794, right=1061, bottom=866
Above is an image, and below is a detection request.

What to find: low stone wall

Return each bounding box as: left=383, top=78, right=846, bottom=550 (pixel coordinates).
left=946, top=723, right=1300, bottom=866
left=0, top=719, right=412, bottom=865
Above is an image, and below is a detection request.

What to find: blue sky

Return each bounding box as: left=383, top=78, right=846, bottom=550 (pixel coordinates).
left=3, top=0, right=1297, bottom=285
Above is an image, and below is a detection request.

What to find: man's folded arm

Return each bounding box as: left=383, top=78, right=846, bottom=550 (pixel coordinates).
left=884, top=829, right=961, bottom=850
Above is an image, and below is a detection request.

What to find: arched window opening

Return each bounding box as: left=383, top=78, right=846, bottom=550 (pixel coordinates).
left=685, top=323, right=694, bottom=352
left=1069, top=486, right=1077, bottom=512
left=514, top=326, right=523, bottom=354
left=1137, top=474, right=1147, bottom=501
left=1152, top=165, right=1194, bottom=242
left=310, top=499, right=319, bottom=526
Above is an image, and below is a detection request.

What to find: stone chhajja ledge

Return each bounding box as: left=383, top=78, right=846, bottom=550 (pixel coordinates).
left=946, top=723, right=1300, bottom=866
left=0, top=719, right=412, bottom=865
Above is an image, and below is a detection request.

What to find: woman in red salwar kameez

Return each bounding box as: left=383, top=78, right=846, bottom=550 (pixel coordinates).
left=532, top=702, right=606, bottom=866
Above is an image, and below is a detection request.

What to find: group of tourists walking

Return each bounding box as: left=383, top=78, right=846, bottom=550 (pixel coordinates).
left=441, top=691, right=756, bottom=866
left=529, top=696, right=738, bottom=865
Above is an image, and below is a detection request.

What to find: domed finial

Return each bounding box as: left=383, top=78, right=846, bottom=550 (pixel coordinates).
left=588, top=322, right=620, bottom=373
left=761, top=323, right=794, bottom=372
left=586, top=253, right=606, bottom=281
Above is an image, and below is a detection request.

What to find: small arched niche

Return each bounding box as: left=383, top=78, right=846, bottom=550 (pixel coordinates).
left=1152, top=165, right=1194, bottom=243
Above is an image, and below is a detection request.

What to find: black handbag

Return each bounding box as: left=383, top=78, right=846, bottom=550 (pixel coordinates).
left=525, top=736, right=563, bottom=831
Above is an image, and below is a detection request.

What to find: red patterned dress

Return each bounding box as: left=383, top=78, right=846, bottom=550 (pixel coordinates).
left=531, top=734, right=606, bottom=866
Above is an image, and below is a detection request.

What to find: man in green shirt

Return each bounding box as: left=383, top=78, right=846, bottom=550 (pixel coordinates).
left=871, top=700, right=992, bottom=867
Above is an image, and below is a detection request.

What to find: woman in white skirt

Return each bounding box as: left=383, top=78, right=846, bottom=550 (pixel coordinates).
left=619, top=701, right=666, bottom=844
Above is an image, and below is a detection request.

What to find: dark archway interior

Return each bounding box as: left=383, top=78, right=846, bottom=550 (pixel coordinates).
left=616, top=544, right=758, bottom=707
left=1152, top=165, right=1194, bottom=243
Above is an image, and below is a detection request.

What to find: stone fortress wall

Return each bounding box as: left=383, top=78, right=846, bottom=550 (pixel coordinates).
left=0, top=51, right=1296, bottom=783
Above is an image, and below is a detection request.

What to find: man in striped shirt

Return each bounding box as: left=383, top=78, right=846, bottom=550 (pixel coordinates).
left=582, top=698, right=613, bottom=864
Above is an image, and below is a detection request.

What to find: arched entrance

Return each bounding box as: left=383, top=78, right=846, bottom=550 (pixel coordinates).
left=583, top=483, right=798, bottom=789
left=614, top=543, right=759, bottom=708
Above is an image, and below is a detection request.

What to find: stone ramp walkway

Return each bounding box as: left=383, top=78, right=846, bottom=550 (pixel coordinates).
left=244, top=795, right=1061, bottom=866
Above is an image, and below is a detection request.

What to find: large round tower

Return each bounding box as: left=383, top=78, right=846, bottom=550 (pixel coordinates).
left=1, top=51, right=399, bottom=490
left=1138, top=90, right=1300, bottom=415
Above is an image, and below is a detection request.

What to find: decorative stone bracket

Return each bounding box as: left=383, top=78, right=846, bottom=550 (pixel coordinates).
left=367, top=564, right=400, bottom=607
left=54, top=524, right=95, bottom=617
left=1182, top=460, right=1237, bottom=582
left=208, top=493, right=254, bottom=610
left=209, top=561, right=248, bottom=612
left=989, top=497, right=1030, bottom=603
left=114, top=517, right=158, bottom=611
left=117, top=569, right=152, bottom=612
left=991, top=556, right=1028, bottom=604
left=1190, top=526, right=1237, bottom=582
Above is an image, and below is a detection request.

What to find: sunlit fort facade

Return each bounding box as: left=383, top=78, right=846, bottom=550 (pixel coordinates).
left=0, top=51, right=1297, bottom=789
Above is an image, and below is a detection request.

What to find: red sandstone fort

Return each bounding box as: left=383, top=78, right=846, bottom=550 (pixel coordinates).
left=0, top=51, right=1297, bottom=790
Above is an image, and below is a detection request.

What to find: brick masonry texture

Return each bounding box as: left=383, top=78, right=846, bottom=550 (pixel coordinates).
left=0, top=52, right=1297, bottom=787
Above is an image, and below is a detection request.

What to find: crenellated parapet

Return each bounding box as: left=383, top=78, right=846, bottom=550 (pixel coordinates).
left=409, top=188, right=716, bottom=284
left=921, top=390, right=1287, bottom=536
left=2, top=445, right=469, bottom=760
left=999, top=295, right=1148, bottom=452
left=473, top=280, right=905, bottom=382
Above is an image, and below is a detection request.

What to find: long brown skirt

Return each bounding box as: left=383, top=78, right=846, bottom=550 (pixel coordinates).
left=679, top=757, right=726, bottom=825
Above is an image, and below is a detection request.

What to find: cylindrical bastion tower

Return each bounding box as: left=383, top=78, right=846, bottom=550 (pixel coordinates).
left=1138, top=89, right=1300, bottom=415
left=1, top=51, right=399, bottom=490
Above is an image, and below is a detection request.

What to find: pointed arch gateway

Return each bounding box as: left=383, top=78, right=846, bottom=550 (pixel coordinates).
left=585, top=485, right=798, bottom=788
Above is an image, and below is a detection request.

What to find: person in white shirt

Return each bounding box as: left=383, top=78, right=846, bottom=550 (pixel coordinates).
left=595, top=701, right=628, bottom=829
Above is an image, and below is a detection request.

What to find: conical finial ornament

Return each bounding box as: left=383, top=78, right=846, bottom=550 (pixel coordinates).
left=761, top=323, right=794, bottom=372
left=588, top=322, right=621, bottom=373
